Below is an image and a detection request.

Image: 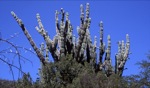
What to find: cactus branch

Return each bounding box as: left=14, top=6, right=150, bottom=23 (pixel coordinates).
left=11, top=11, right=46, bottom=65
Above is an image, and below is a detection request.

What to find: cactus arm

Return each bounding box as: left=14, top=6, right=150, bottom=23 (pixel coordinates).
left=45, top=45, right=49, bottom=62
left=75, top=3, right=90, bottom=62
left=80, top=4, right=84, bottom=26
left=36, top=13, right=53, bottom=43
left=99, top=21, right=105, bottom=70
left=55, top=10, right=60, bottom=34
left=93, top=36, right=97, bottom=60
left=115, top=54, right=117, bottom=74
left=102, top=35, right=113, bottom=76
left=117, top=34, right=130, bottom=76
left=86, top=43, right=91, bottom=63
left=105, top=35, right=111, bottom=60
left=86, top=28, right=92, bottom=63
left=65, top=13, right=73, bottom=54
left=40, top=43, right=45, bottom=56
left=115, top=34, right=130, bottom=76
left=72, top=35, right=76, bottom=58
left=89, top=36, right=97, bottom=67
left=59, top=8, right=66, bottom=58
left=11, top=11, right=46, bottom=65
left=124, top=34, right=130, bottom=60
left=36, top=13, right=59, bottom=61
left=53, top=35, right=58, bottom=49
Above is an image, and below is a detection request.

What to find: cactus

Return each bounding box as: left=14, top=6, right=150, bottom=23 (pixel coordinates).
left=11, top=3, right=130, bottom=80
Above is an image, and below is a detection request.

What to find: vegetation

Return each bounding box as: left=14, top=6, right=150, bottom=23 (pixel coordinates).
left=125, top=55, right=150, bottom=88
left=0, top=79, right=15, bottom=88
left=0, top=3, right=149, bottom=88
left=0, top=55, right=149, bottom=88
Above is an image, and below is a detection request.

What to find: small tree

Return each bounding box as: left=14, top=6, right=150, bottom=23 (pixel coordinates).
left=125, top=54, right=150, bottom=88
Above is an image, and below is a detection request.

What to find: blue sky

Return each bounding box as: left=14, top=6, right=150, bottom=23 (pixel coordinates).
left=0, top=1, right=150, bottom=81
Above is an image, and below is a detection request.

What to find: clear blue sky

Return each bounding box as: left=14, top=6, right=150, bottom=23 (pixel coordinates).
left=0, top=1, right=150, bottom=81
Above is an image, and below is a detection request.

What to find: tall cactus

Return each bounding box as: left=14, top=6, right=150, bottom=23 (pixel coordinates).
left=11, top=3, right=130, bottom=78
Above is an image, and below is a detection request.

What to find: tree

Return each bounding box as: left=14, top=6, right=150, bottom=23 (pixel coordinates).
left=125, top=54, right=150, bottom=88
left=11, top=3, right=130, bottom=87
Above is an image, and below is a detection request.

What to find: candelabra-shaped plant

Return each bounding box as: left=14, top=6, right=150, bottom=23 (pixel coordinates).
left=11, top=3, right=130, bottom=85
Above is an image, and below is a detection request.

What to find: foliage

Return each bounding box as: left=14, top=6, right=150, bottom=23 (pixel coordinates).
left=1, top=53, right=149, bottom=88
left=38, top=54, right=129, bottom=88
left=125, top=55, right=150, bottom=88
left=16, top=72, right=32, bottom=88
left=0, top=79, right=15, bottom=88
